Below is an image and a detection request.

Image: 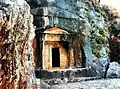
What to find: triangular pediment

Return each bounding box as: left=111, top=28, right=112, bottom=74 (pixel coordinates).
left=44, top=27, right=69, bottom=34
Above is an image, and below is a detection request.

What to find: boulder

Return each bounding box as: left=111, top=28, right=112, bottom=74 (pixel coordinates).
left=107, top=62, right=120, bottom=78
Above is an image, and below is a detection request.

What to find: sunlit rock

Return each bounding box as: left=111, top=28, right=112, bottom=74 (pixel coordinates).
left=0, top=0, right=36, bottom=88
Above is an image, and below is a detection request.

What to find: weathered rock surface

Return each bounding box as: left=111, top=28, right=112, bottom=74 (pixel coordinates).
left=27, top=0, right=110, bottom=77
left=50, top=78, right=120, bottom=89
left=107, top=62, right=120, bottom=78
left=36, top=78, right=50, bottom=89
left=0, top=0, right=36, bottom=88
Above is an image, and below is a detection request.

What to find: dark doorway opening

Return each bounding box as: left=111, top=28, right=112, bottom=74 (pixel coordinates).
left=52, top=48, right=60, bottom=67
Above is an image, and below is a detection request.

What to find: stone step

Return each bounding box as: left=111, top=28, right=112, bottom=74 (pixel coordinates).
left=35, top=68, right=95, bottom=80
left=43, top=77, right=101, bottom=85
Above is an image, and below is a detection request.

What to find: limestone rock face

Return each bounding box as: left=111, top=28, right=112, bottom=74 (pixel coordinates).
left=0, top=0, right=36, bottom=88
left=27, top=0, right=109, bottom=77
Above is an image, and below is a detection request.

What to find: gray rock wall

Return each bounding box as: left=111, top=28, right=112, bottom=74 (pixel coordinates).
left=27, top=0, right=110, bottom=77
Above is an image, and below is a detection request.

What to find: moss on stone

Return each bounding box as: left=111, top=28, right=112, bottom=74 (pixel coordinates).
left=91, top=28, right=108, bottom=58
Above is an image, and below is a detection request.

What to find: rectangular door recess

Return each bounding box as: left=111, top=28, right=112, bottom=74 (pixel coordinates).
left=52, top=48, right=60, bottom=67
